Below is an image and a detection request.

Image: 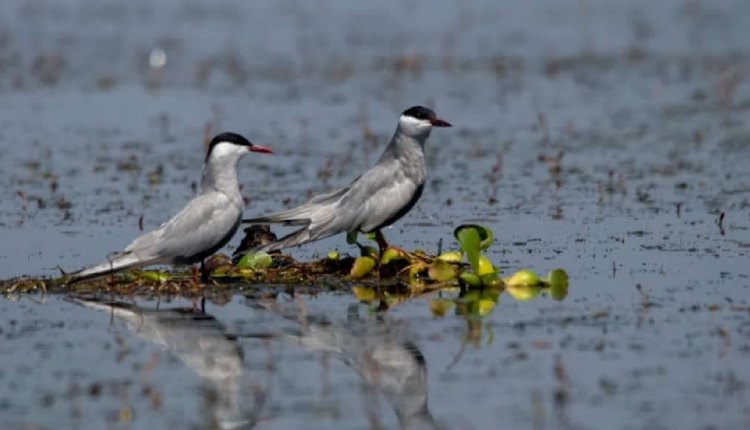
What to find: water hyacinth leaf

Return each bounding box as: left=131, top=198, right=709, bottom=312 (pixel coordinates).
left=479, top=273, right=503, bottom=288
left=454, top=226, right=481, bottom=273
left=459, top=272, right=482, bottom=288
left=504, top=269, right=540, bottom=287
left=546, top=269, right=569, bottom=300
left=141, top=270, right=171, bottom=282
left=476, top=255, right=496, bottom=276
left=427, top=260, right=457, bottom=282
left=454, top=224, right=494, bottom=251
left=350, top=256, right=377, bottom=279
left=236, top=252, right=273, bottom=269
left=437, top=250, right=463, bottom=263
left=546, top=269, right=568, bottom=288
left=506, top=284, right=541, bottom=301
left=381, top=247, right=407, bottom=264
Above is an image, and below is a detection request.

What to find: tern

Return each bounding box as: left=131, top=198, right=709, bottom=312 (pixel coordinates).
left=241, top=106, right=450, bottom=255
left=67, top=132, right=272, bottom=283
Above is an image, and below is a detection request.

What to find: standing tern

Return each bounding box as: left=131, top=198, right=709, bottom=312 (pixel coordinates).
left=68, top=132, right=272, bottom=283
left=241, top=106, right=451, bottom=255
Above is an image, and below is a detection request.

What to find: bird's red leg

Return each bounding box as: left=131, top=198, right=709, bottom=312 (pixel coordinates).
left=374, top=230, right=389, bottom=256
left=199, top=260, right=210, bottom=283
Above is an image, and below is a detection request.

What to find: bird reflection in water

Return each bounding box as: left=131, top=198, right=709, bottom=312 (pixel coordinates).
left=243, top=300, right=440, bottom=430
left=69, top=297, right=266, bottom=430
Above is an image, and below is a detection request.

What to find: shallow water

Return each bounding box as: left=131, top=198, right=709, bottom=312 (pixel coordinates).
left=2, top=0, right=750, bottom=429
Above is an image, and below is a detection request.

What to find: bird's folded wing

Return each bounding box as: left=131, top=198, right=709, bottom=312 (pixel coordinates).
left=126, top=192, right=240, bottom=260
left=242, top=184, right=352, bottom=225
left=336, top=163, right=420, bottom=232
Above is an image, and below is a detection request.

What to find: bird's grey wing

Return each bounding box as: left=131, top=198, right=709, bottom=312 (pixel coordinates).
left=125, top=192, right=241, bottom=261
left=329, top=161, right=422, bottom=233
left=242, top=184, right=352, bottom=225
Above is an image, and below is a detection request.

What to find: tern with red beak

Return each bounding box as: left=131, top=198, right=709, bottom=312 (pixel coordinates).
left=241, top=106, right=451, bottom=255
left=68, top=132, right=273, bottom=283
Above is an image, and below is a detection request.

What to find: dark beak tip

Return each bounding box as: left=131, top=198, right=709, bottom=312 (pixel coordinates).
left=432, top=119, right=452, bottom=128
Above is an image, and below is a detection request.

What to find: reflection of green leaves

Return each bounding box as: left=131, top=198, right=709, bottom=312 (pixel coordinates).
left=429, top=298, right=455, bottom=317
left=236, top=252, right=273, bottom=269
left=351, top=285, right=376, bottom=301
left=506, top=284, right=541, bottom=301
left=457, top=289, right=499, bottom=317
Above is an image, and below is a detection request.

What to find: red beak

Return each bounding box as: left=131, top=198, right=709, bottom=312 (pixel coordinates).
left=250, top=145, right=273, bottom=154
left=430, top=118, right=452, bottom=127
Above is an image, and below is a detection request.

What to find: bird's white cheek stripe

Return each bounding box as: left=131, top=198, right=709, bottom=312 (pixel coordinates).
left=399, top=115, right=431, bottom=129
left=209, top=142, right=245, bottom=159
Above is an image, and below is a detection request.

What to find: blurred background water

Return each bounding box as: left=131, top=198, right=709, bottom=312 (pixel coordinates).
left=1, top=1, right=750, bottom=429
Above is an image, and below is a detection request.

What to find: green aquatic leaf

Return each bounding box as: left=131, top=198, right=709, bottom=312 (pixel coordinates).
left=479, top=273, right=503, bottom=288
left=454, top=224, right=494, bottom=251
left=327, top=250, right=340, bottom=260
left=236, top=252, right=273, bottom=269
left=350, top=256, right=377, bottom=279
left=427, top=260, right=458, bottom=282
left=504, top=269, right=540, bottom=287
left=140, top=270, right=171, bottom=282
left=476, top=255, right=497, bottom=277
left=436, top=250, right=463, bottom=263
left=546, top=269, right=569, bottom=300
left=459, top=272, right=482, bottom=288
left=454, top=226, right=481, bottom=273
left=381, top=247, right=407, bottom=264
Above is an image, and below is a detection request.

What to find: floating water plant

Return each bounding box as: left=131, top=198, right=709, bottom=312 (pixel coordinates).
left=453, top=224, right=501, bottom=288
left=2, top=224, right=569, bottom=314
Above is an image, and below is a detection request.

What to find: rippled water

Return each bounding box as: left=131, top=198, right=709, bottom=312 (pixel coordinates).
left=1, top=1, right=750, bottom=429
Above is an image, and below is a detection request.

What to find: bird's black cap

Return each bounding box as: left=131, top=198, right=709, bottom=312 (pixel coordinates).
left=205, top=132, right=267, bottom=161
left=402, top=106, right=437, bottom=121
left=402, top=106, right=451, bottom=127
